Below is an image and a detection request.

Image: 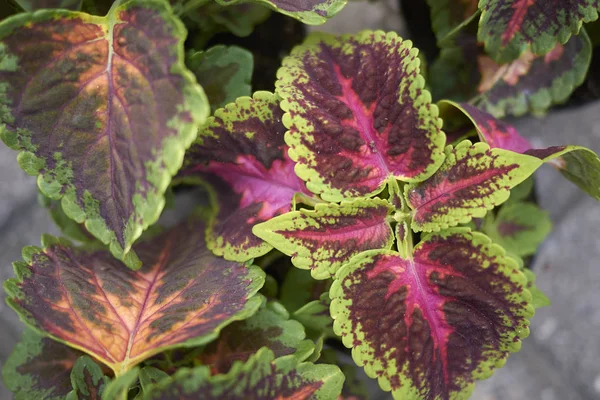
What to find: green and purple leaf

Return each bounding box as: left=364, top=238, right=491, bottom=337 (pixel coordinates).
left=406, top=140, right=543, bottom=232
left=39, top=194, right=98, bottom=245
left=427, top=0, right=479, bottom=43
left=484, top=201, right=552, bottom=257
left=2, top=328, right=88, bottom=400
left=330, top=228, right=534, bottom=399
left=214, top=0, right=347, bottom=25
left=431, top=29, right=591, bottom=117
left=276, top=31, right=446, bottom=202
left=15, top=0, right=83, bottom=11
left=187, top=45, right=253, bottom=112
left=0, top=0, right=209, bottom=268
left=525, top=145, right=600, bottom=200
left=66, top=356, right=110, bottom=400
left=253, top=198, right=395, bottom=279
left=4, top=213, right=265, bottom=375
left=478, top=0, right=600, bottom=62
left=143, top=347, right=344, bottom=399
left=439, top=101, right=532, bottom=153
left=197, top=301, right=314, bottom=374
left=180, top=91, right=314, bottom=261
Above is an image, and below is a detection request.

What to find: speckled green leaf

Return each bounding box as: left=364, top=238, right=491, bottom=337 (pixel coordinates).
left=431, top=26, right=591, bottom=117
left=406, top=140, right=543, bottom=232
left=253, top=198, right=395, bottom=279
left=0, top=0, right=209, bottom=268
left=197, top=300, right=314, bottom=374
left=525, top=145, right=600, bottom=200
left=330, top=228, right=534, bottom=399
left=66, top=356, right=110, bottom=400
left=484, top=201, right=551, bottom=256
left=143, top=347, right=344, bottom=399
left=215, top=0, right=347, bottom=25
left=478, top=0, right=600, bottom=62
left=4, top=213, right=264, bottom=376
left=15, top=0, right=83, bottom=11
left=276, top=30, right=445, bottom=202
left=187, top=45, right=253, bottom=112
left=427, top=0, right=479, bottom=43
left=180, top=91, right=315, bottom=262
left=2, top=328, right=86, bottom=400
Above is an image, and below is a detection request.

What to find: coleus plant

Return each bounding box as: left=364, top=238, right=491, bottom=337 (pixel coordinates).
left=1, top=1, right=600, bottom=400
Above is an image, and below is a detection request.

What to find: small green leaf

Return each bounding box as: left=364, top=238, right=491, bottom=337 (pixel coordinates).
left=508, top=176, right=534, bottom=203
left=484, top=201, right=552, bottom=257
left=143, top=348, right=344, bottom=399
left=279, top=266, right=331, bottom=314
left=406, top=140, right=543, bottom=232
left=66, top=356, right=110, bottom=400
left=139, top=367, right=170, bottom=392
left=320, top=348, right=370, bottom=400
left=187, top=45, right=253, bottom=112
left=101, top=368, right=139, bottom=400
left=523, top=269, right=551, bottom=309
left=293, top=292, right=335, bottom=339
left=427, top=0, right=479, bottom=43
left=253, top=198, right=395, bottom=279
left=215, top=0, right=347, bottom=25
left=2, top=328, right=86, bottom=400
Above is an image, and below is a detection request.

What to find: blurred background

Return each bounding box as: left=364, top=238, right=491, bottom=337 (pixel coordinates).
left=1, top=0, right=599, bottom=399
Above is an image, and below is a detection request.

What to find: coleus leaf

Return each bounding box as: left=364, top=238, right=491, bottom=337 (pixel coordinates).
left=197, top=300, right=314, bottom=374
left=253, top=198, right=395, bottom=279
left=427, top=0, right=479, bottom=43
left=430, top=27, right=592, bottom=117
left=319, top=349, right=370, bottom=400
left=276, top=31, right=446, bottom=202
left=15, top=0, right=83, bottom=11
left=439, top=101, right=532, bottom=153
left=2, top=328, right=86, bottom=400
left=39, top=193, right=98, bottom=245
left=525, top=145, right=600, bottom=200
left=330, top=228, right=534, bottom=399
left=101, top=368, right=139, bottom=400
left=484, top=201, right=552, bottom=257
left=139, top=366, right=170, bottom=392
left=4, top=212, right=265, bottom=375
left=180, top=91, right=314, bottom=261
left=522, top=269, right=551, bottom=309
left=187, top=45, right=253, bottom=112
left=0, top=0, right=209, bottom=268
left=406, top=140, right=543, bottom=232
left=279, top=266, right=331, bottom=313
left=66, top=356, right=110, bottom=400
left=143, top=347, right=344, bottom=399
left=293, top=292, right=335, bottom=339
left=214, top=0, right=347, bottom=25
left=478, top=0, right=600, bottom=62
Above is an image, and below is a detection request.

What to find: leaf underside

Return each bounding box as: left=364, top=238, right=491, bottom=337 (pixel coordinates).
left=276, top=30, right=445, bottom=202
left=5, top=213, right=264, bottom=376
left=0, top=0, right=209, bottom=267
left=330, top=228, right=534, bottom=399
left=144, top=348, right=344, bottom=399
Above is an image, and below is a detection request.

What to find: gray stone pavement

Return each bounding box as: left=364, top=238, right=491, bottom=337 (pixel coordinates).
left=0, top=1, right=599, bottom=399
